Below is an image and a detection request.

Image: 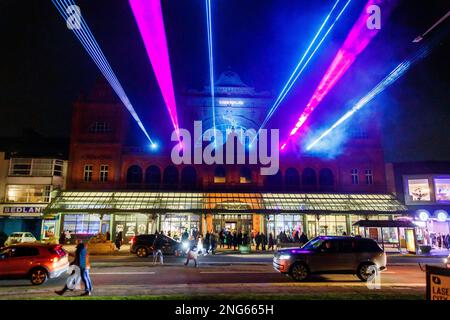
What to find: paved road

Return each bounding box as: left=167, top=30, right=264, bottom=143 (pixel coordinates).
left=0, top=254, right=437, bottom=299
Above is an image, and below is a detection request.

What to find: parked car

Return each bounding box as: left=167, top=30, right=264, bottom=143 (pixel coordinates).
left=4, top=232, right=37, bottom=246
left=0, top=243, right=69, bottom=285
left=273, top=236, right=387, bottom=282
left=130, top=234, right=182, bottom=257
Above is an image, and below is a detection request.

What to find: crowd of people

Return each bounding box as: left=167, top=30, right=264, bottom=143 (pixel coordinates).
left=425, top=232, right=450, bottom=249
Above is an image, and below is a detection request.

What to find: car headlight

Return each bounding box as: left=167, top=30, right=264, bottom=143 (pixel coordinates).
left=279, top=254, right=291, bottom=260
left=444, top=258, right=448, bottom=264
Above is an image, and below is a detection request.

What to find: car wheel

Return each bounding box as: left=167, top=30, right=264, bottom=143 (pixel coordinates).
left=357, top=263, right=376, bottom=282
left=136, top=246, right=149, bottom=258
left=290, top=263, right=309, bottom=282
left=30, top=268, right=48, bottom=285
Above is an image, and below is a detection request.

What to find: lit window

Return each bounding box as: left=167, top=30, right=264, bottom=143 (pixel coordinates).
left=365, top=169, right=373, bottom=185
left=100, top=165, right=109, bottom=182
left=89, top=121, right=111, bottom=133
left=6, top=185, right=51, bottom=203
left=214, top=167, right=226, bottom=184
left=83, top=165, right=93, bottom=182
left=351, top=169, right=359, bottom=185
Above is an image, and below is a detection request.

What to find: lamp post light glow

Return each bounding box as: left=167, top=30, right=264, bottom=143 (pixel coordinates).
left=417, top=210, right=430, bottom=222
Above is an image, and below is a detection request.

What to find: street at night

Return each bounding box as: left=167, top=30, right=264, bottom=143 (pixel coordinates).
left=0, top=252, right=441, bottom=299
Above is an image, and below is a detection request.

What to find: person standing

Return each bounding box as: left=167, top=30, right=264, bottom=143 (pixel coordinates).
left=59, top=231, right=66, bottom=245
left=226, top=231, right=232, bottom=249
left=105, top=231, right=110, bottom=241
left=232, top=231, right=238, bottom=251
left=204, top=232, right=211, bottom=254
left=261, top=233, right=267, bottom=251
left=210, top=232, right=217, bottom=254
left=255, top=232, right=261, bottom=251
left=299, top=232, right=308, bottom=245
left=115, top=231, right=123, bottom=250
left=219, top=230, right=224, bottom=248
left=268, top=233, right=275, bottom=251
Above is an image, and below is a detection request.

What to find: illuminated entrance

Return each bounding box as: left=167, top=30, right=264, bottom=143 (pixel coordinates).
left=212, top=214, right=253, bottom=233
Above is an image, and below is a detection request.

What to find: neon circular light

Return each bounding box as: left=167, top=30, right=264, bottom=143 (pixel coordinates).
left=417, top=210, right=429, bottom=222
left=436, top=210, right=448, bottom=222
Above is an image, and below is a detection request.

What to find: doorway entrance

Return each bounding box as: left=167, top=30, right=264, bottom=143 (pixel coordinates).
left=213, top=214, right=252, bottom=234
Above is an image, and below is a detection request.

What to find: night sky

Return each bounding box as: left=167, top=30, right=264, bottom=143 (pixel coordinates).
left=0, top=0, right=449, bottom=162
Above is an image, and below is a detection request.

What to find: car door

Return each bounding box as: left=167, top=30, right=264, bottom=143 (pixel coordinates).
left=6, top=246, right=40, bottom=276
left=335, top=239, right=357, bottom=271
left=309, top=239, right=340, bottom=272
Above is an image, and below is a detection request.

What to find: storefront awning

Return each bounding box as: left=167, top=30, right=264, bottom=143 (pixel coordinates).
left=44, top=191, right=408, bottom=215
left=352, top=220, right=416, bottom=228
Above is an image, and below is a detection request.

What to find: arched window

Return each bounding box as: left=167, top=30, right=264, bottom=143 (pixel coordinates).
left=265, top=169, right=282, bottom=190
left=126, top=165, right=143, bottom=184
left=214, top=166, right=226, bottom=183
left=319, top=168, right=334, bottom=191
left=285, top=168, right=300, bottom=190
left=302, top=168, right=317, bottom=186
left=163, top=166, right=179, bottom=188
left=145, top=166, right=161, bottom=189
left=240, top=167, right=252, bottom=184
left=181, top=166, right=197, bottom=188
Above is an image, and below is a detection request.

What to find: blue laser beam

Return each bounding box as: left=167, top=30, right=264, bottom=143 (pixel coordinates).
left=52, top=0, right=154, bottom=144
left=206, top=0, right=217, bottom=136
left=255, top=0, right=352, bottom=142
left=306, top=46, right=433, bottom=151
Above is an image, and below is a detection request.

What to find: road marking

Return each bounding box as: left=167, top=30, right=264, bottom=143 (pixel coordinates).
left=91, top=272, right=156, bottom=275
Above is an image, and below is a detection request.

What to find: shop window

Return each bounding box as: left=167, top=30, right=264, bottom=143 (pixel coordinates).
left=239, top=167, right=252, bottom=184
left=365, top=169, right=373, bottom=185
left=145, top=166, right=161, bottom=189
left=83, top=165, right=93, bottom=182
left=434, top=177, right=450, bottom=202
left=62, top=214, right=102, bottom=236
left=6, top=185, right=51, bottom=203
left=126, top=165, right=143, bottom=184
left=406, top=178, right=430, bottom=201
left=100, top=165, right=109, bottom=182
left=214, top=166, right=226, bottom=184
left=351, top=169, right=359, bottom=185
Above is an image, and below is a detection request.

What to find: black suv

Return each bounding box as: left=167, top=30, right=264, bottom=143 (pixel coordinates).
left=130, top=234, right=181, bottom=257
left=273, top=236, right=387, bottom=281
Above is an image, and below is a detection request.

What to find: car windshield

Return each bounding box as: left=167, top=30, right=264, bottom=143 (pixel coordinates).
left=301, top=237, right=324, bottom=251
left=11, top=233, right=22, bottom=237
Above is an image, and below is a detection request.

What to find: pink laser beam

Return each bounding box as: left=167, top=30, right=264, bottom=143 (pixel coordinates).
left=129, top=0, right=180, bottom=140
left=287, top=0, right=396, bottom=142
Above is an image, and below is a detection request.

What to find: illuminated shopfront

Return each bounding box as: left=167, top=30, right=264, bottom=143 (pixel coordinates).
left=44, top=191, right=408, bottom=241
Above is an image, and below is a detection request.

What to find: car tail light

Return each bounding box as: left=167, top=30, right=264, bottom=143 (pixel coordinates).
left=130, top=236, right=135, bottom=245
left=51, top=256, right=60, bottom=263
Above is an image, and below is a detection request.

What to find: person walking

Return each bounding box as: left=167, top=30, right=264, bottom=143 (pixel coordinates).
left=55, top=241, right=82, bottom=296
left=268, top=233, right=275, bottom=251
left=79, top=243, right=93, bottom=296
left=204, top=232, right=211, bottom=255
left=294, top=230, right=300, bottom=243
left=115, top=231, right=123, bottom=250
left=152, top=232, right=164, bottom=264
left=184, top=242, right=198, bottom=267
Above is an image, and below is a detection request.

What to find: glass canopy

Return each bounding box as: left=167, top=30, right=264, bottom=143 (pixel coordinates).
left=45, top=191, right=408, bottom=214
